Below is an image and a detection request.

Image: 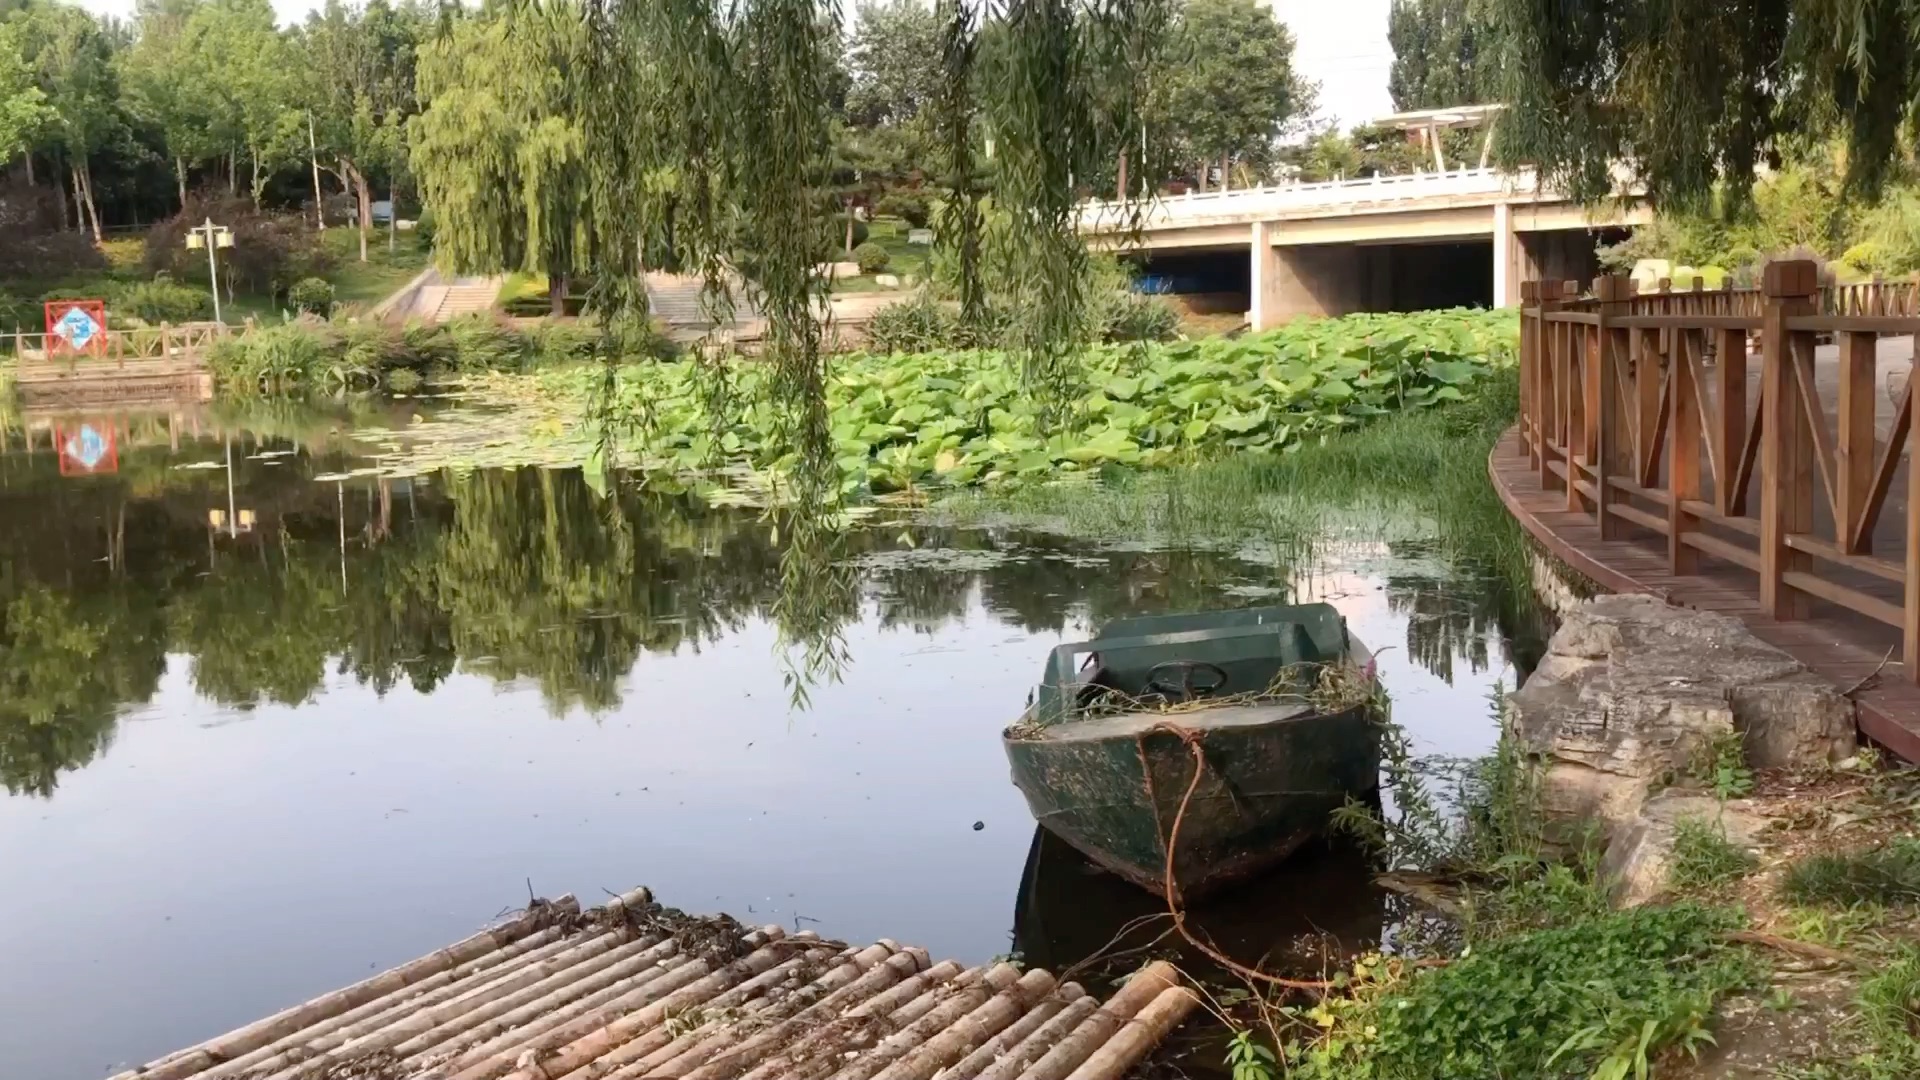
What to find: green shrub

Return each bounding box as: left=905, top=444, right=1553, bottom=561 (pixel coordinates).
left=853, top=242, right=891, bottom=274
left=1354, top=904, right=1749, bottom=1080
left=413, top=208, right=436, bottom=248
left=0, top=288, right=33, bottom=334
left=1099, top=293, right=1180, bottom=343
left=288, top=278, right=336, bottom=316
left=115, top=278, right=214, bottom=325
left=865, top=294, right=955, bottom=354
left=208, top=323, right=332, bottom=390
left=1782, top=838, right=1920, bottom=908
left=386, top=367, right=424, bottom=393
left=875, top=192, right=931, bottom=229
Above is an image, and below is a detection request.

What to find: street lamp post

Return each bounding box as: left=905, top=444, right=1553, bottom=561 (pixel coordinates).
left=185, top=218, right=234, bottom=323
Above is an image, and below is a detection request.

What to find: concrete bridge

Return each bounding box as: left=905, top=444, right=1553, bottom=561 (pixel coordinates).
left=1082, top=166, right=1651, bottom=328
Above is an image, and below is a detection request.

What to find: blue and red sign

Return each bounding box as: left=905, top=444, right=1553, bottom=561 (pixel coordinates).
left=56, top=421, right=118, bottom=476
left=44, top=299, right=107, bottom=357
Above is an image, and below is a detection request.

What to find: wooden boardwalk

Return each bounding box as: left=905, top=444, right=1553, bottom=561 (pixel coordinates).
left=1493, top=429, right=1920, bottom=762
left=112, top=887, right=1196, bottom=1080
left=8, top=323, right=222, bottom=404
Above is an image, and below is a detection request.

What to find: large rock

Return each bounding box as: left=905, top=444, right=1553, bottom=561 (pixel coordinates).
left=1511, top=594, right=1854, bottom=830
left=1601, top=792, right=1768, bottom=907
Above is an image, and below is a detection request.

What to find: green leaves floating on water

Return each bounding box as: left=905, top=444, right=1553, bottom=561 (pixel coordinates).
left=561, top=308, right=1516, bottom=499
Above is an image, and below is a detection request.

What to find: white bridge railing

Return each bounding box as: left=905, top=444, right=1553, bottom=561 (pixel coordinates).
left=1078, top=166, right=1546, bottom=230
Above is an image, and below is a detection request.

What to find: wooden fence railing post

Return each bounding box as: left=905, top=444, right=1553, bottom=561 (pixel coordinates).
left=1669, top=326, right=1702, bottom=573
left=1760, top=259, right=1820, bottom=620
left=1520, top=280, right=1539, bottom=461
left=1537, top=282, right=1567, bottom=490
left=1908, top=374, right=1920, bottom=678
left=1837, top=329, right=1876, bottom=553
left=1593, top=274, right=1634, bottom=537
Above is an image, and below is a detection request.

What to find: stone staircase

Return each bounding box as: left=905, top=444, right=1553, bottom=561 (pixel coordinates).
left=427, top=279, right=502, bottom=321
left=376, top=273, right=504, bottom=324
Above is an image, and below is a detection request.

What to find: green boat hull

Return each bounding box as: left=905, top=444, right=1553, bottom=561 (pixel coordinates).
left=1003, top=697, right=1382, bottom=901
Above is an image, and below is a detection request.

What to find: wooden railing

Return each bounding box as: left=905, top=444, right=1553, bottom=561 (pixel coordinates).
left=5, top=322, right=236, bottom=367
left=1519, top=262, right=1920, bottom=675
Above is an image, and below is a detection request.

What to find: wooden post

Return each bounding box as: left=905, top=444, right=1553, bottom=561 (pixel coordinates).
left=1520, top=281, right=1539, bottom=460
left=1760, top=260, right=1820, bottom=620
left=1837, top=330, right=1877, bottom=552
left=1716, top=327, right=1749, bottom=515
left=1593, top=274, right=1634, bottom=537
left=1907, top=379, right=1920, bottom=678
left=1634, top=324, right=1663, bottom=485
left=1537, top=283, right=1567, bottom=490
left=1669, top=328, right=1701, bottom=573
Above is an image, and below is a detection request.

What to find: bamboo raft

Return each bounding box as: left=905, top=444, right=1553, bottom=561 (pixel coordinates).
left=113, top=887, right=1199, bottom=1080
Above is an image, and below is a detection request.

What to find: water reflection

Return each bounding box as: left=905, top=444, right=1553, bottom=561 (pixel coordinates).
left=0, top=406, right=1543, bottom=1079
left=2, top=417, right=1536, bottom=797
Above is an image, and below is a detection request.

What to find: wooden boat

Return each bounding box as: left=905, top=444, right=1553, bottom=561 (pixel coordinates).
left=1002, top=604, right=1382, bottom=901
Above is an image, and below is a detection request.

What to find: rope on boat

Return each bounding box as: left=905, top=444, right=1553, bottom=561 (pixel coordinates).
left=1133, top=720, right=1336, bottom=992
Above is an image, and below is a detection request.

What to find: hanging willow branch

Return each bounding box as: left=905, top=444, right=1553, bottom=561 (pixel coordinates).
left=933, top=0, right=985, bottom=339
left=1493, top=0, right=1920, bottom=209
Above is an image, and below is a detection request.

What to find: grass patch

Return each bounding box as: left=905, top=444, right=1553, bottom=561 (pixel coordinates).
left=319, top=228, right=431, bottom=308
left=1782, top=838, right=1920, bottom=908
left=1280, top=903, right=1754, bottom=1080
left=1669, top=815, right=1759, bottom=891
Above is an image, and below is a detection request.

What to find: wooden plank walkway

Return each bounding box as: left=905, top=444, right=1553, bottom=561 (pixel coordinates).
left=1491, top=429, right=1920, bottom=762
left=112, top=886, right=1196, bottom=1080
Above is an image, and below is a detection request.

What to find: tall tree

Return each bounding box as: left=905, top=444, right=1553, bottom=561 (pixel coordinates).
left=410, top=4, right=591, bottom=315
left=15, top=3, right=123, bottom=239
left=845, top=0, right=943, bottom=128
left=1155, top=0, right=1309, bottom=190
left=1387, top=0, right=1499, bottom=111
left=189, top=0, right=298, bottom=204
left=0, top=20, right=48, bottom=166
left=120, top=0, right=217, bottom=207
left=1493, top=0, right=1920, bottom=207
left=301, top=0, right=424, bottom=261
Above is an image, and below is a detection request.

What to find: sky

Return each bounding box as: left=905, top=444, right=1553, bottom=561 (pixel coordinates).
left=73, top=0, right=1398, bottom=129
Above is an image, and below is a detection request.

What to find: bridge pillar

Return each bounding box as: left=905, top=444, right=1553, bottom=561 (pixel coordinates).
left=1249, top=220, right=1281, bottom=330
left=1493, top=201, right=1518, bottom=308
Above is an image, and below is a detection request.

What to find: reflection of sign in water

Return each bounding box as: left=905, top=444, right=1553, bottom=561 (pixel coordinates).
left=57, top=422, right=118, bottom=476
left=43, top=299, right=108, bottom=357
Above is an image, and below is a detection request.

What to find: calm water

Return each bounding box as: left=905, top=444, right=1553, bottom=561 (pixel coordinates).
left=0, top=404, right=1542, bottom=1079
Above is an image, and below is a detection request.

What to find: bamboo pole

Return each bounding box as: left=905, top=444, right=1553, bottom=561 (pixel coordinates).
left=109, top=896, right=581, bottom=1080
left=854, top=959, right=970, bottom=1020
left=680, top=950, right=929, bottom=1080
left=574, top=945, right=862, bottom=1080
left=379, top=934, right=683, bottom=1064
left=973, top=996, right=1100, bottom=1080
left=1060, top=985, right=1199, bottom=1080
left=435, top=945, right=714, bottom=1077
left=195, top=928, right=606, bottom=1079
left=750, top=965, right=991, bottom=1080
left=824, top=965, right=1024, bottom=1080
left=942, top=988, right=1087, bottom=1080
left=494, top=929, right=796, bottom=1080
left=864, top=968, right=1059, bottom=1080
left=630, top=946, right=897, bottom=1080
left=1006, top=961, right=1182, bottom=1080
left=731, top=959, right=966, bottom=1080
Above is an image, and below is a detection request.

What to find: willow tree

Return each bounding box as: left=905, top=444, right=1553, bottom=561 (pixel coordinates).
left=1494, top=0, right=1920, bottom=208
left=411, top=4, right=593, bottom=316
left=413, top=0, right=1171, bottom=700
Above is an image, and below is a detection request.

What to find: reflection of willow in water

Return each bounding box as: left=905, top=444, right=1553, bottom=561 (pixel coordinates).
left=0, top=586, right=164, bottom=797
left=1381, top=538, right=1548, bottom=686
left=0, top=446, right=1519, bottom=796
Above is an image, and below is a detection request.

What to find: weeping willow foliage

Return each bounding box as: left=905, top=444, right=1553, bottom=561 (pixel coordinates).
left=981, top=1, right=1173, bottom=411
left=414, top=0, right=1174, bottom=702
left=1495, top=0, right=1920, bottom=210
